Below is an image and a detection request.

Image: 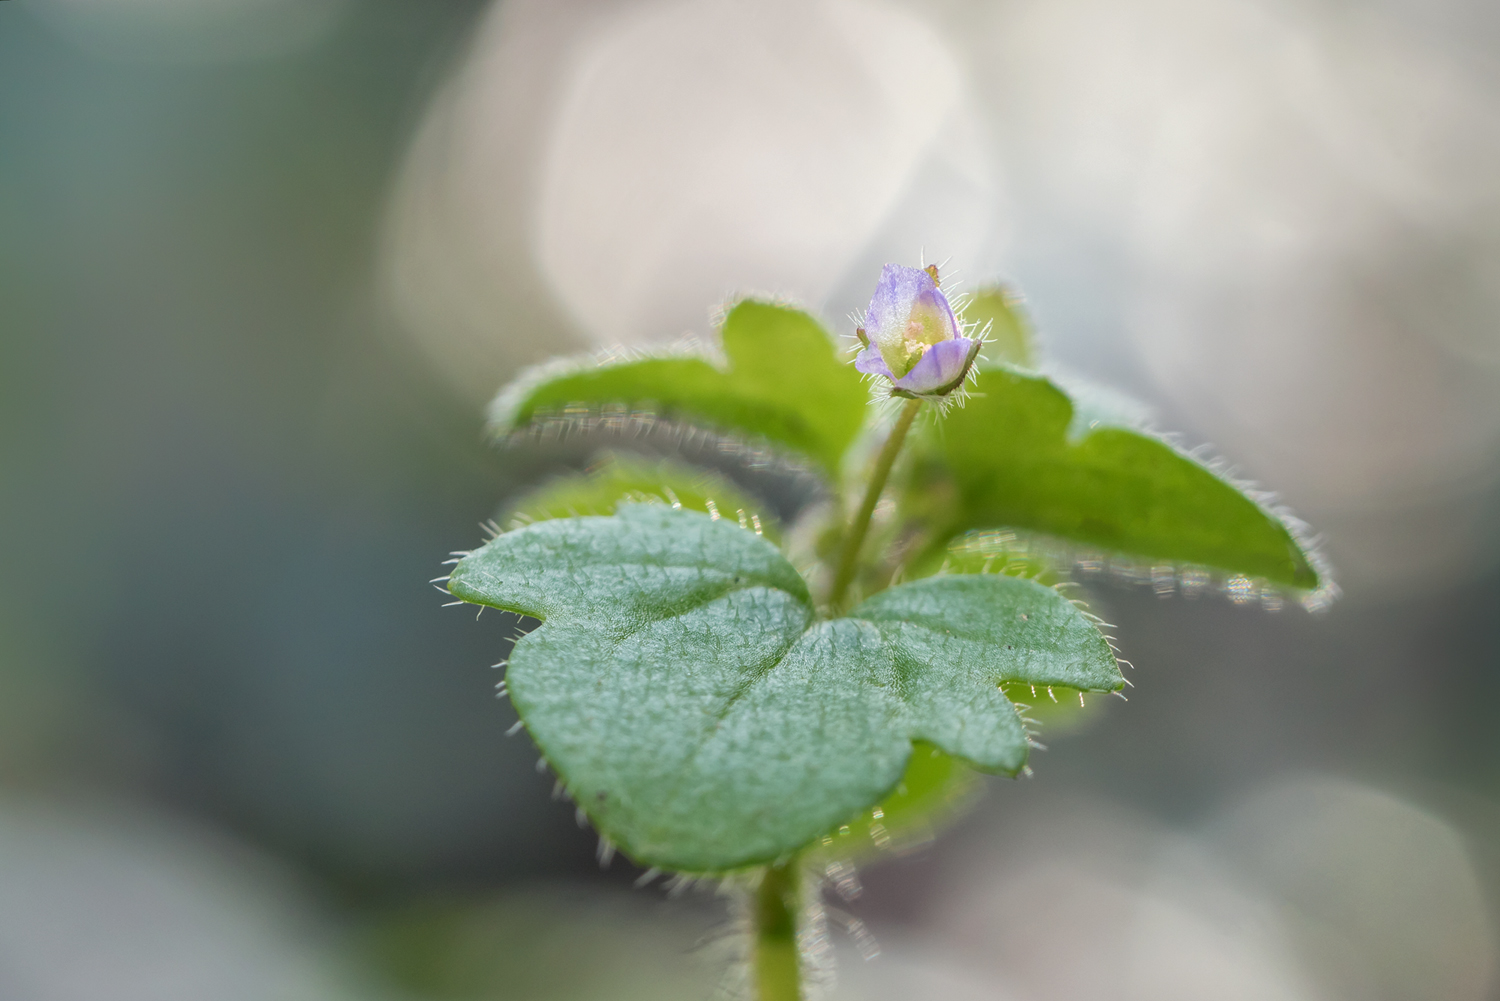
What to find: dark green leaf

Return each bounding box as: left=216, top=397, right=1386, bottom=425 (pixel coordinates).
left=490, top=301, right=868, bottom=476
left=448, top=506, right=1120, bottom=872
left=924, top=365, right=1321, bottom=590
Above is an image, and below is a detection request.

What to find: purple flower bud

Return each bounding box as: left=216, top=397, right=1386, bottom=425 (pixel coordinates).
left=854, top=264, right=980, bottom=396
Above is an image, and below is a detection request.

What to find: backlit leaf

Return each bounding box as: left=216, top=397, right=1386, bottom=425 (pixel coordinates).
left=490, top=301, right=867, bottom=476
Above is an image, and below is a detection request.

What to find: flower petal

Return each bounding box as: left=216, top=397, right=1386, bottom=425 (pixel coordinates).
left=912, top=283, right=962, bottom=345
left=865, top=264, right=921, bottom=347
left=865, top=264, right=960, bottom=377
left=854, top=344, right=895, bottom=379
left=892, top=337, right=977, bottom=394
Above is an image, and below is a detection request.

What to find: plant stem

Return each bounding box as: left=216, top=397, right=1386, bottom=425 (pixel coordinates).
left=827, top=396, right=924, bottom=611
left=755, top=861, right=801, bottom=1001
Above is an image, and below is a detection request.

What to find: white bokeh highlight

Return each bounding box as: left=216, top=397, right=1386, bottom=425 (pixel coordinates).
left=535, top=0, right=998, bottom=347
left=384, top=0, right=1500, bottom=592
left=381, top=0, right=1001, bottom=400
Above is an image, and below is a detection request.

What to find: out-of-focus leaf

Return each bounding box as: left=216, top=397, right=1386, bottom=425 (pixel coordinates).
left=962, top=285, right=1035, bottom=367
left=447, top=506, right=1120, bottom=872
left=922, top=365, right=1321, bottom=591
left=501, top=454, right=780, bottom=543
left=490, top=301, right=868, bottom=476
left=805, top=743, right=982, bottom=865
left=365, top=891, right=713, bottom=1001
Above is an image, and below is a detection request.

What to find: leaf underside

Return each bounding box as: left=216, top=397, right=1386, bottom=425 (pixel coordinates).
left=448, top=506, right=1120, bottom=872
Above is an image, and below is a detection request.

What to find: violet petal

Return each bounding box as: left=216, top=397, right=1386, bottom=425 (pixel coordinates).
left=864, top=264, right=961, bottom=377
left=892, top=337, right=976, bottom=394
left=854, top=344, right=895, bottom=379
left=864, top=264, right=921, bottom=345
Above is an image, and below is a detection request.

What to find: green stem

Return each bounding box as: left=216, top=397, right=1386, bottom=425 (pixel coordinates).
left=755, top=861, right=801, bottom=1001
left=827, top=396, right=924, bottom=612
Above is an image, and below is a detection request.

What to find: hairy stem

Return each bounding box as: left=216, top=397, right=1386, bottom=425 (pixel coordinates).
left=755, top=861, right=801, bottom=1001
left=827, top=396, right=924, bottom=611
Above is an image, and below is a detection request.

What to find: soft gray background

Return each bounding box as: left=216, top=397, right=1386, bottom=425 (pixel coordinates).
left=2, top=1, right=1497, bottom=998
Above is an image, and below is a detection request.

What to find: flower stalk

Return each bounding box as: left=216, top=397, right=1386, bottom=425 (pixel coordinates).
left=754, top=860, right=801, bottom=1001
left=826, top=396, right=924, bottom=612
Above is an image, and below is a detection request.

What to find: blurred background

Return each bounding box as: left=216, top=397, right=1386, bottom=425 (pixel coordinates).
left=3, top=0, right=1499, bottom=997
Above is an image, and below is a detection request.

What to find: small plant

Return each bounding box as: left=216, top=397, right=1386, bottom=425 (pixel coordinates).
left=440, top=264, right=1333, bottom=999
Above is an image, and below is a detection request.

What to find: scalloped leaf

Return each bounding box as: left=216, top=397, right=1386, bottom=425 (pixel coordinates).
left=448, top=506, right=1120, bottom=872
left=490, top=301, right=868, bottom=477
left=498, top=458, right=968, bottom=861
left=921, top=365, right=1321, bottom=591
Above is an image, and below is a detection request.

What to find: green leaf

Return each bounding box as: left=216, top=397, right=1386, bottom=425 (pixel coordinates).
left=961, top=285, right=1035, bottom=367
left=448, top=506, right=1120, bottom=872
left=807, top=743, right=982, bottom=863
left=501, top=454, right=780, bottom=543
left=924, top=365, right=1321, bottom=590
left=500, top=461, right=981, bottom=863
left=365, top=892, right=715, bottom=1001
left=490, top=301, right=869, bottom=477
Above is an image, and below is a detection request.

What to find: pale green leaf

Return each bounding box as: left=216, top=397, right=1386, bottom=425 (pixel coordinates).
left=961, top=285, right=1035, bottom=367
left=447, top=506, right=1119, bottom=872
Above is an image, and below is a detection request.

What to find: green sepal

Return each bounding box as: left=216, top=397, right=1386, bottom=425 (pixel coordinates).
left=490, top=301, right=868, bottom=477
left=447, top=506, right=1120, bottom=872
